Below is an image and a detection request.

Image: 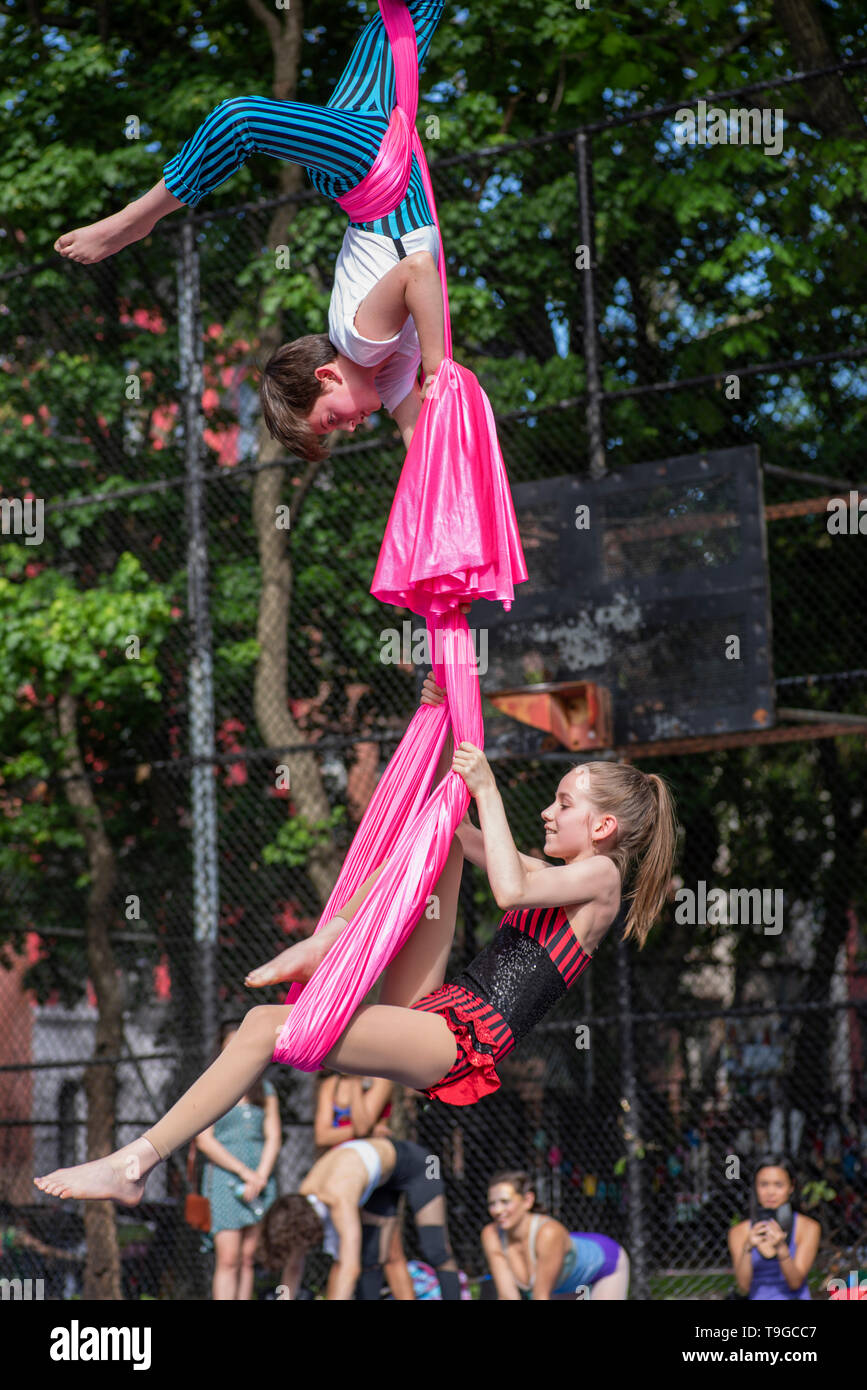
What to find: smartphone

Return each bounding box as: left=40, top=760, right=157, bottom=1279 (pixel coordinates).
left=750, top=1200, right=793, bottom=1235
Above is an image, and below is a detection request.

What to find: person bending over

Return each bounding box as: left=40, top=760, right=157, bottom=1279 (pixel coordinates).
left=260, top=1137, right=458, bottom=1301
left=313, top=1071, right=413, bottom=1298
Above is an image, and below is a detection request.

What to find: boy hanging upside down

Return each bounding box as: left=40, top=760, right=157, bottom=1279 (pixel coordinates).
left=55, top=2, right=447, bottom=457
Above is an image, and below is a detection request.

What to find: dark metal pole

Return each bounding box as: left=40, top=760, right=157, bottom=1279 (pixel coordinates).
left=576, top=131, right=606, bottom=480
left=178, top=217, right=219, bottom=1069
left=616, top=929, right=649, bottom=1298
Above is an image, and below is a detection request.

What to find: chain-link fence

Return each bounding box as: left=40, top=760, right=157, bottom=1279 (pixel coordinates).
left=2, top=60, right=866, bottom=1300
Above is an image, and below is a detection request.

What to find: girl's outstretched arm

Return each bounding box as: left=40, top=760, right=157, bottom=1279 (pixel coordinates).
left=456, top=815, right=547, bottom=879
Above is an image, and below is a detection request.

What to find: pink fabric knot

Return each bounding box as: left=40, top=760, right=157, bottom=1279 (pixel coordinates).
left=336, top=106, right=414, bottom=224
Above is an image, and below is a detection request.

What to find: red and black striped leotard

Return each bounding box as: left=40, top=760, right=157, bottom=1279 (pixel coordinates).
left=410, top=906, right=592, bottom=1106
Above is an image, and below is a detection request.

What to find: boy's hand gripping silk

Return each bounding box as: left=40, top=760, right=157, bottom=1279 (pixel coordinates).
left=272, top=1, right=527, bottom=1071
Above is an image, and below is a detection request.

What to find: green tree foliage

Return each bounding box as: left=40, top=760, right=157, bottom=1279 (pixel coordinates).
left=0, top=549, right=174, bottom=996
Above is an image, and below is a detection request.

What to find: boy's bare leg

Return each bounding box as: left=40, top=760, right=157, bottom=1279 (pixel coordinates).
left=245, top=862, right=390, bottom=991
left=378, top=833, right=463, bottom=1008
left=55, top=179, right=185, bottom=264
left=378, top=724, right=463, bottom=1006
left=246, top=723, right=456, bottom=993
left=34, top=1004, right=290, bottom=1204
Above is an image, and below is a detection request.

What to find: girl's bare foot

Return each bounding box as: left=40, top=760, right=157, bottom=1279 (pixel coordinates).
left=54, top=207, right=156, bottom=265
left=34, top=1136, right=160, bottom=1204
left=245, top=934, right=329, bottom=989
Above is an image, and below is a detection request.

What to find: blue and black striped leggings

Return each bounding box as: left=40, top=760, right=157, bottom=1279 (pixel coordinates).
left=162, top=1, right=444, bottom=238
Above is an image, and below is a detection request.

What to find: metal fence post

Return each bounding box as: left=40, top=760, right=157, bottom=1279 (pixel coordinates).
left=616, top=931, right=649, bottom=1299
left=178, top=217, right=220, bottom=1066
left=576, top=130, right=606, bottom=480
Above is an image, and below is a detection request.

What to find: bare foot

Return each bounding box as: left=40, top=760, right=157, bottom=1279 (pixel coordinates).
left=54, top=207, right=154, bottom=265
left=245, top=935, right=329, bottom=989
left=34, top=1136, right=159, bottom=1204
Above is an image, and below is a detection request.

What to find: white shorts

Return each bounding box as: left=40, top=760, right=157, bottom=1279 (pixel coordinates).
left=338, top=1139, right=384, bottom=1207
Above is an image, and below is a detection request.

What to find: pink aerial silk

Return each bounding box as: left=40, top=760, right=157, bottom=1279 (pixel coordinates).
left=336, top=0, right=452, bottom=351
left=272, top=1, right=527, bottom=1071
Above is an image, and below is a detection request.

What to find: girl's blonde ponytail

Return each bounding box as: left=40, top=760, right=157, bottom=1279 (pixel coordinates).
left=583, top=763, right=678, bottom=948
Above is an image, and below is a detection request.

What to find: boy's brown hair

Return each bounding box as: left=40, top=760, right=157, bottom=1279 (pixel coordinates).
left=259, top=334, right=338, bottom=463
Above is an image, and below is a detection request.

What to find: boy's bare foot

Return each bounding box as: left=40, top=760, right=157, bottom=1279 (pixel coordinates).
left=34, top=1136, right=159, bottom=1204
left=245, top=934, right=330, bottom=989
left=54, top=207, right=155, bottom=265
left=55, top=182, right=184, bottom=265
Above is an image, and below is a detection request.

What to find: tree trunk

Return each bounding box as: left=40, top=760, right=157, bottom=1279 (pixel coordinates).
left=772, top=0, right=865, bottom=137
left=788, top=740, right=863, bottom=1123
left=57, top=690, right=123, bottom=1301
left=248, top=0, right=346, bottom=909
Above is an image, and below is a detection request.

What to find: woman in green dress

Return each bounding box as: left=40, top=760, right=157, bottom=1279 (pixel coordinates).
left=196, top=1020, right=281, bottom=1300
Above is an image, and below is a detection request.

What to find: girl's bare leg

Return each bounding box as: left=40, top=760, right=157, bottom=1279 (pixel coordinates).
left=33, top=994, right=454, bottom=1205
left=238, top=1223, right=261, bottom=1301
left=55, top=179, right=185, bottom=264
left=379, top=834, right=464, bottom=1008
left=323, top=1003, right=456, bottom=1089
left=590, top=1247, right=630, bottom=1300
left=34, top=1004, right=290, bottom=1204
left=213, top=1228, right=243, bottom=1301
left=34, top=720, right=462, bottom=1203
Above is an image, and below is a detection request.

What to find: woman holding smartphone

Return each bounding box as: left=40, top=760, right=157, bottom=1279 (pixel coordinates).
left=728, top=1154, right=820, bottom=1300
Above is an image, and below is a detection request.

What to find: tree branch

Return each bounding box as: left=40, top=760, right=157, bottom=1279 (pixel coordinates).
left=0, top=1, right=83, bottom=25
left=246, top=0, right=281, bottom=48
left=714, top=18, right=774, bottom=62
left=550, top=57, right=566, bottom=117
left=247, top=0, right=303, bottom=102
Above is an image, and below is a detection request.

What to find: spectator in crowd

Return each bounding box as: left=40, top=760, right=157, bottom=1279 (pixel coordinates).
left=482, top=1170, right=629, bottom=1300
left=314, top=1072, right=394, bottom=1150
left=196, top=1019, right=281, bottom=1300
left=314, top=1071, right=413, bottom=1299
left=259, top=1137, right=459, bottom=1301
left=728, top=1154, right=820, bottom=1300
